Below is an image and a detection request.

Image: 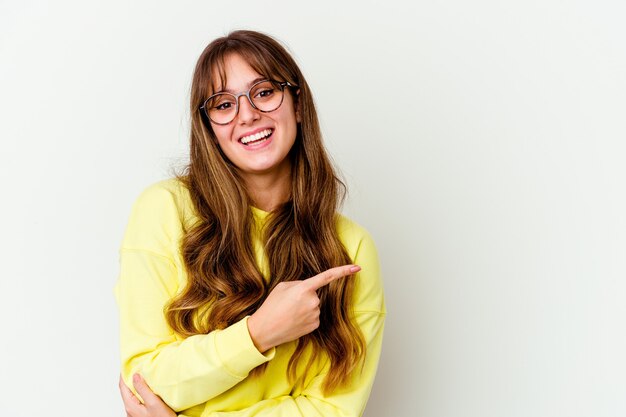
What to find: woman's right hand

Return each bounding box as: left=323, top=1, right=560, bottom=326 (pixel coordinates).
left=247, top=264, right=360, bottom=353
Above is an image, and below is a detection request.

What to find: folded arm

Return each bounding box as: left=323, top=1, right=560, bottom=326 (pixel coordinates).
left=119, top=309, right=385, bottom=417
left=203, top=310, right=385, bottom=417
left=117, top=249, right=275, bottom=411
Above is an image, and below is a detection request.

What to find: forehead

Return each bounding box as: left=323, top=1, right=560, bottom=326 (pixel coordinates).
left=211, top=53, right=266, bottom=94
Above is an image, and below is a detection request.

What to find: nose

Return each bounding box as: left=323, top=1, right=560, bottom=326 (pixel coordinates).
left=236, top=94, right=260, bottom=124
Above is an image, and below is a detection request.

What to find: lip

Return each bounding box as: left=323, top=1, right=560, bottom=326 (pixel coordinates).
left=237, top=127, right=274, bottom=143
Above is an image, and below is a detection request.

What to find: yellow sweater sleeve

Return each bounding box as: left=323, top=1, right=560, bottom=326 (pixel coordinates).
left=115, top=183, right=275, bottom=411
left=199, top=222, right=386, bottom=417
left=201, top=311, right=384, bottom=417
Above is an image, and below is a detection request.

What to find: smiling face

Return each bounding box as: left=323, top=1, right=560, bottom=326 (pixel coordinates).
left=209, top=53, right=300, bottom=181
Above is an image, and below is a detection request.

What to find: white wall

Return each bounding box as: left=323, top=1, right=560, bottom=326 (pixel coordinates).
left=1, top=1, right=624, bottom=416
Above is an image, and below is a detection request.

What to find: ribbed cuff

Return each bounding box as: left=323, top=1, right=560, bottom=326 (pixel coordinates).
left=213, top=316, right=275, bottom=378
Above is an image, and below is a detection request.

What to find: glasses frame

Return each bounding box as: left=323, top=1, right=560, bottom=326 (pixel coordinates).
left=200, top=79, right=297, bottom=126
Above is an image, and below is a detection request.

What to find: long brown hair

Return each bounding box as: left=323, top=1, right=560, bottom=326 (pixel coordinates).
left=165, top=30, right=365, bottom=394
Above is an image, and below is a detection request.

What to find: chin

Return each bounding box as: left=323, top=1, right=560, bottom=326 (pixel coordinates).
left=237, top=156, right=291, bottom=176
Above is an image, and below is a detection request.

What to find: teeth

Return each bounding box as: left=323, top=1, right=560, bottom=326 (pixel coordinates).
left=241, top=129, right=272, bottom=144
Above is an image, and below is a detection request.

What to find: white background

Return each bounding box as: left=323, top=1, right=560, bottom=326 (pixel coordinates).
left=1, top=1, right=625, bottom=416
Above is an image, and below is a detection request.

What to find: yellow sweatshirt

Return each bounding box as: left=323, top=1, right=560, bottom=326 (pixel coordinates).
left=115, top=178, right=386, bottom=417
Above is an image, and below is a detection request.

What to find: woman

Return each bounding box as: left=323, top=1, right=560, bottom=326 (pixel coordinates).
left=115, top=30, right=385, bottom=417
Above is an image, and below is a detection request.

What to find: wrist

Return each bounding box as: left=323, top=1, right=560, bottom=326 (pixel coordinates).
left=247, top=314, right=272, bottom=353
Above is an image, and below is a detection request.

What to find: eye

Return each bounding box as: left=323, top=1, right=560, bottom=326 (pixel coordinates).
left=215, top=102, right=233, bottom=111
left=252, top=81, right=279, bottom=101
left=210, top=94, right=236, bottom=111
left=254, top=88, right=275, bottom=99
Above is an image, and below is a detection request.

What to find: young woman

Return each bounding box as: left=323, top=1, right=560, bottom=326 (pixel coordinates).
left=115, top=30, right=385, bottom=417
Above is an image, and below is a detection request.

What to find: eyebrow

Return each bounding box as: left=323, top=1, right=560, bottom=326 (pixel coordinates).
left=217, top=77, right=267, bottom=94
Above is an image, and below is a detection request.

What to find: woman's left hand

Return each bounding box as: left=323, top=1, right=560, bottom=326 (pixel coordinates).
left=119, top=373, right=177, bottom=417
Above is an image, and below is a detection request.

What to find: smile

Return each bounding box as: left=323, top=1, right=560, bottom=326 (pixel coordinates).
left=239, top=128, right=274, bottom=145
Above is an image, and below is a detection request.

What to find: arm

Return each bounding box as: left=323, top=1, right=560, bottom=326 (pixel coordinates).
left=206, top=311, right=384, bottom=417
left=117, top=249, right=276, bottom=411
left=115, top=183, right=275, bottom=411
left=119, top=309, right=384, bottom=417
left=202, top=224, right=386, bottom=417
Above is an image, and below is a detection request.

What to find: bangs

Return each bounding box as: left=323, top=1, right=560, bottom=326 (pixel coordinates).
left=205, top=42, right=293, bottom=96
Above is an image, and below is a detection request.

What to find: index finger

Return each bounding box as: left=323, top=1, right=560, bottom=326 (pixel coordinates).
left=305, top=265, right=361, bottom=290
left=119, top=375, right=141, bottom=408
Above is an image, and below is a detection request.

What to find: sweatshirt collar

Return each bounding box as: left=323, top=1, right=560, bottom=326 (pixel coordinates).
left=250, top=205, right=270, bottom=220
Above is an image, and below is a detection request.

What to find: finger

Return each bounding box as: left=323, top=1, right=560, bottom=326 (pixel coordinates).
left=119, top=375, right=141, bottom=407
left=132, top=373, right=159, bottom=405
left=305, top=265, right=360, bottom=290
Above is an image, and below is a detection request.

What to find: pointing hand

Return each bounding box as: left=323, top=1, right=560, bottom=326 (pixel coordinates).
left=247, top=265, right=361, bottom=353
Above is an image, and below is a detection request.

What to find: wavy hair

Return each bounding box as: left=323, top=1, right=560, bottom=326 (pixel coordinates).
left=165, top=30, right=365, bottom=394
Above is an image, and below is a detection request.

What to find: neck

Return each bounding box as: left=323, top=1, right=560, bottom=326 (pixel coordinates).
left=241, top=164, right=292, bottom=212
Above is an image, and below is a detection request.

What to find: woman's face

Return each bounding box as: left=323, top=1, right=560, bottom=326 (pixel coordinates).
left=209, top=53, right=299, bottom=180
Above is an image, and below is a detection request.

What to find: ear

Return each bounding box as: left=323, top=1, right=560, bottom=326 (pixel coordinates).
left=294, top=88, right=302, bottom=123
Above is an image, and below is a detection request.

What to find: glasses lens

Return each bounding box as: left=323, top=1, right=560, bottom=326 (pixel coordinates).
left=250, top=81, right=284, bottom=112
left=206, top=93, right=237, bottom=124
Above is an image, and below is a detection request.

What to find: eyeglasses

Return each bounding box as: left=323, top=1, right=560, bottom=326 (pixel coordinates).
left=200, top=79, right=296, bottom=125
